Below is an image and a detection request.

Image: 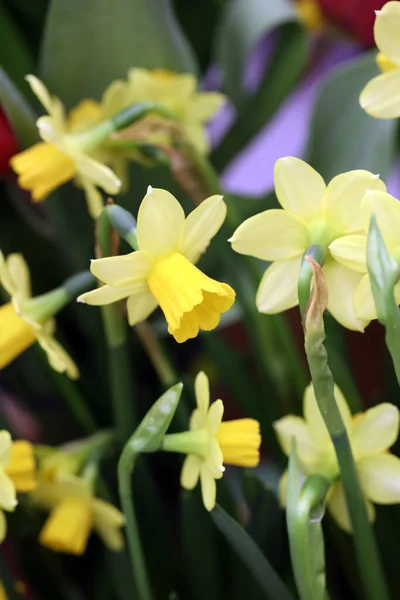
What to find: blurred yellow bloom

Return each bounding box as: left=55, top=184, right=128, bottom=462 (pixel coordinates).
left=0, top=431, right=36, bottom=543
left=79, top=188, right=235, bottom=343
left=126, top=69, right=225, bottom=154
left=0, top=251, right=78, bottom=378
left=359, top=2, right=400, bottom=118
left=31, top=474, right=125, bottom=555
left=230, top=157, right=385, bottom=330
left=10, top=76, right=121, bottom=218
left=296, top=0, right=325, bottom=32
left=330, top=189, right=400, bottom=321
left=163, top=371, right=261, bottom=510
left=274, top=383, right=400, bottom=532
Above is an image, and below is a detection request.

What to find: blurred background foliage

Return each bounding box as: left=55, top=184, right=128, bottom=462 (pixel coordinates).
left=0, top=0, right=399, bottom=598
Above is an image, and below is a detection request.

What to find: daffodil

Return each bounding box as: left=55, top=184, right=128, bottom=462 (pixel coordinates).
left=10, top=76, right=121, bottom=218
left=0, top=251, right=78, bottom=378
left=31, top=474, right=125, bottom=555
left=126, top=69, right=225, bottom=154
left=0, top=431, right=36, bottom=542
left=78, top=188, right=235, bottom=343
left=359, top=2, right=400, bottom=118
left=330, top=189, right=400, bottom=321
left=230, top=156, right=386, bottom=330
left=274, top=383, right=400, bottom=532
left=162, top=371, right=261, bottom=510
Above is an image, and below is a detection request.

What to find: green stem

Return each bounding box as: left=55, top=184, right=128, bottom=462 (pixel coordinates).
left=304, top=310, right=388, bottom=600
left=385, top=321, right=400, bottom=383
left=118, top=446, right=153, bottom=600
left=134, top=321, right=178, bottom=387
left=101, top=304, right=136, bottom=442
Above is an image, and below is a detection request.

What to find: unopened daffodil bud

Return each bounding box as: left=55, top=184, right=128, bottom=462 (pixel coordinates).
left=230, top=157, right=385, bottom=331
left=162, top=372, right=261, bottom=511
left=79, top=188, right=235, bottom=343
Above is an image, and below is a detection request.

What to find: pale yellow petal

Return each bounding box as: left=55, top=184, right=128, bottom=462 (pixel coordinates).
left=31, top=476, right=91, bottom=509
left=353, top=272, right=400, bottom=321
left=303, top=383, right=352, bottom=440
left=181, top=195, right=226, bottom=264
left=0, top=472, right=17, bottom=512
left=230, top=209, right=307, bottom=261
left=323, top=260, right=368, bottom=331
left=256, top=257, right=301, bottom=314
left=0, top=510, right=6, bottom=543
left=185, top=93, right=225, bottom=121
left=329, top=235, right=367, bottom=273
left=273, top=415, right=322, bottom=468
left=274, top=157, right=325, bottom=221
left=328, top=481, right=375, bottom=533
left=323, top=171, right=385, bottom=232
left=360, top=69, right=400, bottom=119
left=206, top=438, right=224, bottom=479
left=93, top=499, right=125, bottom=551
left=26, top=75, right=65, bottom=122
left=78, top=280, right=147, bottom=305
left=6, top=254, right=31, bottom=303
left=200, top=468, right=217, bottom=511
left=0, top=252, right=15, bottom=297
left=37, top=332, right=79, bottom=380
left=0, top=432, right=12, bottom=469
left=126, top=287, right=158, bottom=326
left=183, top=123, right=209, bottom=155
left=137, top=188, right=185, bottom=258
left=90, top=251, right=152, bottom=286
left=374, top=2, right=400, bottom=66
left=76, top=154, right=121, bottom=194
left=181, top=454, right=201, bottom=490
left=207, top=400, right=224, bottom=436
left=194, top=371, right=210, bottom=415
left=361, top=190, right=400, bottom=249
left=352, top=403, right=399, bottom=458
left=358, top=454, right=400, bottom=503
left=80, top=180, right=104, bottom=219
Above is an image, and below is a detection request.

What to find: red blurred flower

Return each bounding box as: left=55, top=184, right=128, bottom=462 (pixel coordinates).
left=318, top=0, right=389, bottom=46
left=0, top=106, right=18, bottom=175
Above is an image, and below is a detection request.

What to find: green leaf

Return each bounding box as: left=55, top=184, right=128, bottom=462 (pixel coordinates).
left=0, top=0, right=33, bottom=92
left=124, top=383, right=183, bottom=455
left=215, top=0, right=298, bottom=105
left=0, top=66, right=37, bottom=147
left=212, top=23, right=308, bottom=170
left=39, top=0, right=198, bottom=108
left=286, top=443, right=329, bottom=600
left=306, top=53, right=397, bottom=180
left=211, top=504, right=295, bottom=600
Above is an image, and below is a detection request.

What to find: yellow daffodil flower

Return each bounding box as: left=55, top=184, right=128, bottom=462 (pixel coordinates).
left=274, top=383, right=400, bottom=532
left=0, top=251, right=78, bottom=378
left=163, top=371, right=261, bottom=510
left=126, top=69, right=225, bottom=155
left=230, top=156, right=385, bottom=330
left=78, top=188, right=235, bottom=343
left=10, top=76, right=121, bottom=218
left=359, top=2, right=400, bottom=118
left=0, top=431, right=36, bottom=542
left=330, top=189, right=400, bottom=321
left=296, top=0, right=325, bottom=32
left=31, top=474, right=125, bottom=555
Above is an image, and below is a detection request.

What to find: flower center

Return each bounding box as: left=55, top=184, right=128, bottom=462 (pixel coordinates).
left=147, top=252, right=235, bottom=343
left=307, top=218, right=339, bottom=256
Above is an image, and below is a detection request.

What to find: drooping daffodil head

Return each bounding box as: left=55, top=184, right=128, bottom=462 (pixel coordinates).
left=10, top=76, right=121, bottom=218
left=360, top=2, right=400, bottom=118
left=0, top=251, right=78, bottom=378
left=0, top=431, right=36, bottom=543
left=329, top=189, right=400, bottom=321
left=274, top=383, right=400, bottom=532
left=230, top=156, right=386, bottom=331
left=127, top=68, right=225, bottom=154
left=78, top=188, right=236, bottom=343
left=31, top=474, right=125, bottom=555
left=162, top=371, right=261, bottom=511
